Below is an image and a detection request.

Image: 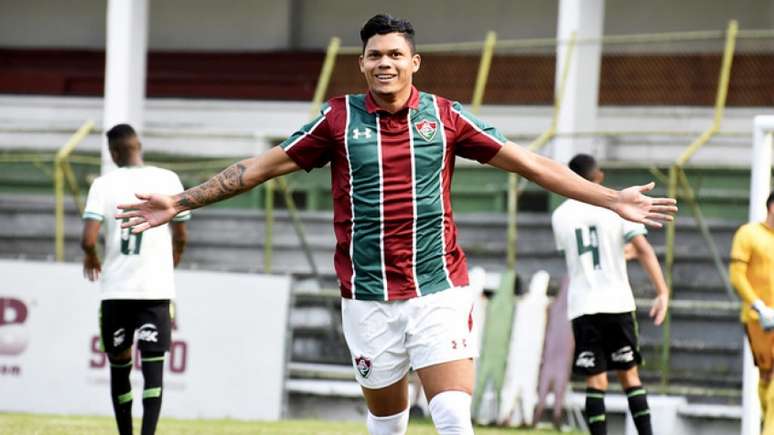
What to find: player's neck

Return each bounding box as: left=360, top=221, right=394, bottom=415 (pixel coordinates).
left=370, top=86, right=412, bottom=113
left=118, top=156, right=144, bottom=167
left=765, top=214, right=774, bottom=229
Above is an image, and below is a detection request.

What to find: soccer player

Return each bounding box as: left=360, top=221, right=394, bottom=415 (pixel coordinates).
left=81, top=124, right=190, bottom=435
left=116, top=15, right=676, bottom=435
left=730, top=191, right=774, bottom=434
left=551, top=154, right=670, bottom=435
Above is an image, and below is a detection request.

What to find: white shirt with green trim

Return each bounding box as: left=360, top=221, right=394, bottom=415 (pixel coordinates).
left=83, top=166, right=191, bottom=300
left=551, top=199, right=647, bottom=320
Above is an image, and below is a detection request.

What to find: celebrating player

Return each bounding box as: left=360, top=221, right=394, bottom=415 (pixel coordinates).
left=81, top=124, right=190, bottom=435
left=552, top=154, right=670, bottom=435
left=730, top=191, right=774, bottom=434
left=116, top=15, right=676, bottom=435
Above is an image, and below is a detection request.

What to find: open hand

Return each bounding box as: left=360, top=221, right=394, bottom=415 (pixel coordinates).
left=613, top=182, right=677, bottom=228
left=116, top=193, right=178, bottom=234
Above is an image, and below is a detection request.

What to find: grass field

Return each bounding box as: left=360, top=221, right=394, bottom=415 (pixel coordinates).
left=0, top=413, right=581, bottom=434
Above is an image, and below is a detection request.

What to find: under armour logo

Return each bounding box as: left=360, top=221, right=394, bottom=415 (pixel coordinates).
left=352, top=128, right=372, bottom=139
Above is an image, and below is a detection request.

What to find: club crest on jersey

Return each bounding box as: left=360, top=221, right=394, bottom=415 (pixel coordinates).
left=354, top=356, right=372, bottom=378
left=414, top=119, right=438, bottom=142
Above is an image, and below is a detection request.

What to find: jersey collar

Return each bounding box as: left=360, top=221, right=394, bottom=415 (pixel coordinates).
left=365, top=86, right=419, bottom=114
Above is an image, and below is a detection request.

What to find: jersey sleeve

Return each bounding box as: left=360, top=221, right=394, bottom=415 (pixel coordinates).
left=729, top=225, right=757, bottom=305
left=279, top=104, right=335, bottom=172
left=449, top=101, right=507, bottom=164
left=622, top=219, right=648, bottom=242
left=169, top=173, right=191, bottom=222
left=730, top=225, right=752, bottom=264
left=83, top=177, right=104, bottom=221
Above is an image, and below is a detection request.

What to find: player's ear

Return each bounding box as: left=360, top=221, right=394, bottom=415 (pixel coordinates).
left=412, top=53, right=421, bottom=73
left=359, top=54, right=365, bottom=74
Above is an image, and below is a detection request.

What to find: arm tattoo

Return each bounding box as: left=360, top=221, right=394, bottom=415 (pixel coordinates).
left=174, top=163, right=248, bottom=210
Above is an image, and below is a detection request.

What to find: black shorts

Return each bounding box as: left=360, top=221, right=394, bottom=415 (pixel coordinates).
left=99, top=299, right=172, bottom=355
left=571, top=311, right=642, bottom=376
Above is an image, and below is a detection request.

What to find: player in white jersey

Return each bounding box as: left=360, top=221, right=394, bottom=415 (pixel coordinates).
left=81, top=124, right=190, bottom=435
left=552, top=154, right=669, bottom=435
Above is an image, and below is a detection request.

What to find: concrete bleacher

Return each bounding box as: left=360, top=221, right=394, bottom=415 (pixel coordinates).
left=0, top=95, right=764, bottom=166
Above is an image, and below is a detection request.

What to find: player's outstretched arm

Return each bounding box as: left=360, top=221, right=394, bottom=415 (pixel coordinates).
left=630, top=235, right=669, bottom=325
left=488, top=142, right=678, bottom=227
left=117, top=146, right=301, bottom=233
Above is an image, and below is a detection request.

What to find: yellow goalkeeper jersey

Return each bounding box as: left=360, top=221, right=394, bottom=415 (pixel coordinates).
left=730, top=222, right=774, bottom=323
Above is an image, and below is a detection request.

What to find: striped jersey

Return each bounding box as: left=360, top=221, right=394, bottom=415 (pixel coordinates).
left=280, top=87, right=506, bottom=301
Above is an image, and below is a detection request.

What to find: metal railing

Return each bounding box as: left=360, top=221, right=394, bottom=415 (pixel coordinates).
left=54, top=121, right=95, bottom=261
left=660, top=20, right=739, bottom=387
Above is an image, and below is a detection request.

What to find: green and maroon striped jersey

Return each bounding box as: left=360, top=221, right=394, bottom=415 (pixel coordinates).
left=280, top=86, right=507, bottom=301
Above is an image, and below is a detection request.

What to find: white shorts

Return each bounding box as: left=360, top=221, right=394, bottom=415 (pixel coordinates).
left=341, top=286, right=478, bottom=389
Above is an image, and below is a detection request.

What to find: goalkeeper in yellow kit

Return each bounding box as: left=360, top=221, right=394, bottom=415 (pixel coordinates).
left=730, top=191, right=774, bottom=433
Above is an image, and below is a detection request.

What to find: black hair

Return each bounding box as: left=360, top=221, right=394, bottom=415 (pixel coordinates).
left=568, top=154, right=597, bottom=181
left=768, top=191, right=774, bottom=209
left=360, top=14, right=416, bottom=53
left=106, top=123, right=137, bottom=149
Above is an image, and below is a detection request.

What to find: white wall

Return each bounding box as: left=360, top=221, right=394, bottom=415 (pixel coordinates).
left=0, top=0, right=771, bottom=50
left=0, top=260, right=291, bottom=420
left=292, top=0, right=559, bottom=48
left=0, top=0, right=290, bottom=50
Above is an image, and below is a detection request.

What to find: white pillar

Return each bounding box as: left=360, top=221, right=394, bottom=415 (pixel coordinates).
left=553, top=0, right=604, bottom=164
left=102, top=0, right=148, bottom=174
left=743, top=115, right=774, bottom=435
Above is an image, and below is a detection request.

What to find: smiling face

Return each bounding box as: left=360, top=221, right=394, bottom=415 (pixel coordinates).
left=359, top=32, right=420, bottom=100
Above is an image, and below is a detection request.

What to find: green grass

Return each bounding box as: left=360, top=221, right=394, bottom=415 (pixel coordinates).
left=0, top=413, right=579, bottom=434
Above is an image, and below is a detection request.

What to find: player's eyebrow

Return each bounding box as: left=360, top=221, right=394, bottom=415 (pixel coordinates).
left=366, top=48, right=405, bottom=56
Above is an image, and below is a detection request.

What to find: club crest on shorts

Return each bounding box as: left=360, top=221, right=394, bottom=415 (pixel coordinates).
left=354, top=356, right=372, bottom=378
left=414, top=119, right=438, bottom=142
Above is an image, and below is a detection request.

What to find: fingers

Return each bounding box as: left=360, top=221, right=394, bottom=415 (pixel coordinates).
left=651, top=197, right=677, bottom=206
left=650, top=204, right=678, bottom=213
left=641, top=219, right=663, bottom=228
left=84, top=267, right=99, bottom=282
left=115, top=209, right=142, bottom=220
left=638, top=181, right=656, bottom=193
left=130, top=221, right=152, bottom=234
left=653, top=310, right=665, bottom=326
left=117, top=194, right=150, bottom=211
left=646, top=212, right=675, bottom=223
left=650, top=302, right=666, bottom=326
left=116, top=201, right=144, bottom=210
left=118, top=216, right=144, bottom=229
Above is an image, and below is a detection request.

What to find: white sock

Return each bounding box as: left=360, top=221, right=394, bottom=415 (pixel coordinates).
left=366, top=407, right=409, bottom=435
left=428, top=390, right=474, bottom=435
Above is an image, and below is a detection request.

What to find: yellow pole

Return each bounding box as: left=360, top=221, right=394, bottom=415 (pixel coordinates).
left=55, top=120, right=95, bottom=261
left=712, top=20, right=738, bottom=127
left=62, top=160, right=84, bottom=215
left=269, top=38, right=340, bottom=277
left=507, top=33, right=576, bottom=269
left=661, top=165, right=679, bottom=386
left=471, top=31, right=497, bottom=114
left=676, top=20, right=737, bottom=167
left=308, top=37, right=341, bottom=119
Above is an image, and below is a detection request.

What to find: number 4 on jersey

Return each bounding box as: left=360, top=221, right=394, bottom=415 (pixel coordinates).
left=575, top=225, right=600, bottom=269
left=120, top=218, right=143, bottom=255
